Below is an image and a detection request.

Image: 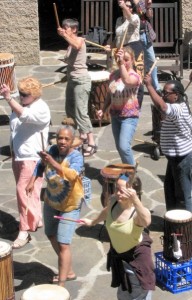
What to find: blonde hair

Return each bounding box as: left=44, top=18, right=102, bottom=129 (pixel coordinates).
left=124, top=46, right=135, bottom=64
left=18, top=77, right=42, bottom=99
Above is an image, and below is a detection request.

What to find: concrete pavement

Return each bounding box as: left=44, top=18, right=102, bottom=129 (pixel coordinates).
left=0, top=51, right=192, bottom=299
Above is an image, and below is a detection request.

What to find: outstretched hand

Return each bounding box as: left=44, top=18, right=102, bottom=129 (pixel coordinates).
left=80, top=218, right=93, bottom=226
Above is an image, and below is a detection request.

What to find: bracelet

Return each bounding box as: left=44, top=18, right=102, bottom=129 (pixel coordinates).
left=6, top=97, right=13, bottom=104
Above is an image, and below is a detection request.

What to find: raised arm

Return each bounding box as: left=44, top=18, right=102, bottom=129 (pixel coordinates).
left=144, top=73, right=167, bottom=112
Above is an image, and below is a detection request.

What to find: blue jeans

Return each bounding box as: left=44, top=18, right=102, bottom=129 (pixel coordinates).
left=111, top=116, right=139, bottom=165
left=140, top=33, right=160, bottom=91
left=164, top=151, right=192, bottom=212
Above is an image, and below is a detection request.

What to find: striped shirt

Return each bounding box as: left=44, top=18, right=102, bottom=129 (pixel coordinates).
left=160, top=102, right=192, bottom=157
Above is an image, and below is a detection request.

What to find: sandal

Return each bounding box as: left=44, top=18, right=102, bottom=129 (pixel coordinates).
left=51, top=275, right=77, bottom=283
left=83, top=145, right=98, bottom=157
left=12, top=234, right=31, bottom=249
left=80, top=137, right=88, bottom=144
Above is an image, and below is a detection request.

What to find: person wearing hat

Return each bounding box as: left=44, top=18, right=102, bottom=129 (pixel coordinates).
left=81, top=174, right=155, bottom=300
left=144, top=74, right=192, bottom=212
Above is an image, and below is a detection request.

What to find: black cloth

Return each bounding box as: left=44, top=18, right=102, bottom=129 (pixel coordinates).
left=106, top=231, right=156, bottom=292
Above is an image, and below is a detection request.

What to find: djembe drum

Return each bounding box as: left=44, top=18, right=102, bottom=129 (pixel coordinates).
left=100, top=163, right=135, bottom=207
left=88, top=70, right=111, bottom=125
left=0, top=241, right=15, bottom=300
left=0, top=53, right=17, bottom=95
left=21, top=284, right=70, bottom=300
left=163, top=209, right=192, bottom=262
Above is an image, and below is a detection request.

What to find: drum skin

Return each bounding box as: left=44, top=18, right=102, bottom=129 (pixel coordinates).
left=0, top=241, right=15, bottom=300
left=163, top=209, right=192, bottom=262
left=21, top=284, right=70, bottom=300
left=88, top=71, right=111, bottom=125
left=0, top=53, right=17, bottom=93
left=100, top=164, right=135, bottom=207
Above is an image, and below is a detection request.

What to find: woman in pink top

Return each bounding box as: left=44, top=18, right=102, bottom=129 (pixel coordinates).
left=97, top=46, right=141, bottom=165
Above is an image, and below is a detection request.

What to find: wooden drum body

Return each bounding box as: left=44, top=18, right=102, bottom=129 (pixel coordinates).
left=88, top=71, right=111, bottom=125
left=100, top=163, right=135, bottom=207
left=163, top=209, right=192, bottom=262
left=0, top=241, right=15, bottom=300
left=21, top=284, right=70, bottom=300
left=0, top=53, right=17, bottom=94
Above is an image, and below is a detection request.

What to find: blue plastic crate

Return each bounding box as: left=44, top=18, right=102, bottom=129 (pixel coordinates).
left=155, top=252, right=192, bottom=294
left=82, top=176, right=92, bottom=206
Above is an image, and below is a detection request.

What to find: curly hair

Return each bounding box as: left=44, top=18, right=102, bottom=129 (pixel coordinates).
left=18, top=77, right=42, bottom=99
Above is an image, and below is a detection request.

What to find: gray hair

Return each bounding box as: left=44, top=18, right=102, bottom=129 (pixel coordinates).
left=62, top=18, right=79, bottom=31
left=56, top=125, right=75, bottom=137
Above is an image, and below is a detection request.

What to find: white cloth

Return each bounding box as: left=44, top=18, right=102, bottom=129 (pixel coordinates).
left=10, top=98, right=51, bottom=161
left=115, top=14, right=140, bottom=47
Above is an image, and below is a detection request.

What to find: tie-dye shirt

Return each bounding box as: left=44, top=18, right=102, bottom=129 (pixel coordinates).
left=109, top=70, right=140, bottom=118
left=34, top=145, right=84, bottom=212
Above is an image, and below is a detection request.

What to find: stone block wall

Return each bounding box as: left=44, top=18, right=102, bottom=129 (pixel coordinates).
left=0, top=0, right=39, bottom=65
left=182, top=0, right=192, bottom=53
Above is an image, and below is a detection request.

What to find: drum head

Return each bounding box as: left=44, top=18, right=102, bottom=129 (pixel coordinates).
left=0, top=53, right=14, bottom=61
left=89, top=70, right=110, bottom=82
left=21, top=284, right=70, bottom=300
left=101, top=163, right=135, bottom=179
left=165, top=209, right=192, bottom=222
left=0, top=241, right=11, bottom=257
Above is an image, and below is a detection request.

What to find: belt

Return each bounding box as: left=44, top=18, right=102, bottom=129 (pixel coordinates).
left=140, top=30, right=145, bottom=34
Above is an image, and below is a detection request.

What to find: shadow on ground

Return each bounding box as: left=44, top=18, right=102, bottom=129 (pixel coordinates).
left=14, top=261, right=55, bottom=291
left=0, top=210, right=19, bottom=240
left=76, top=224, right=110, bottom=243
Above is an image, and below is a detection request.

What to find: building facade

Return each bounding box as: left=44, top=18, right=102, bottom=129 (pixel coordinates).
left=0, top=0, right=192, bottom=65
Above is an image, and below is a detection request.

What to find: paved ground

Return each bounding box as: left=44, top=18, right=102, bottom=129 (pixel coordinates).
left=0, top=51, right=192, bottom=299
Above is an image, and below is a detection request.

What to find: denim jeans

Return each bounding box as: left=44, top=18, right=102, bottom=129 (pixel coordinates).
left=140, top=33, right=160, bottom=91
left=164, top=151, right=192, bottom=212
left=111, top=116, right=139, bottom=165
left=44, top=202, right=81, bottom=244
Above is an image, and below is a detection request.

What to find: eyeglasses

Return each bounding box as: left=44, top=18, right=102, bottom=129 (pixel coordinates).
left=162, top=90, right=176, bottom=97
left=19, top=91, right=30, bottom=97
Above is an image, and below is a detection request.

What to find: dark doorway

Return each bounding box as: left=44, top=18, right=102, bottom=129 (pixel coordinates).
left=38, top=0, right=81, bottom=50
left=38, top=0, right=120, bottom=51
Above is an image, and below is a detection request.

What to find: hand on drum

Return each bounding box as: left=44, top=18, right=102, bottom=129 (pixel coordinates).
left=96, top=109, right=103, bottom=120
left=0, top=83, right=11, bottom=100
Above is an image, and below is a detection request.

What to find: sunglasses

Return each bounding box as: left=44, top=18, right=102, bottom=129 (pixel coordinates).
left=162, top=90, right=176, bottom=96
left=126, top=5, right=132, bottom=8
left=19, top=91, right=30, bottom=97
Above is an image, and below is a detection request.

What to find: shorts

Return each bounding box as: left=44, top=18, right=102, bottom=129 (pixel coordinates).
left=44, top=202, right=80, bottom=244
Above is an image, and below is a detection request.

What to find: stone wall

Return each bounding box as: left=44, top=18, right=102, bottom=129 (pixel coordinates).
left=182, top=0, right=192, bottom=53
left=0, top=0, right=39, bottom=65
